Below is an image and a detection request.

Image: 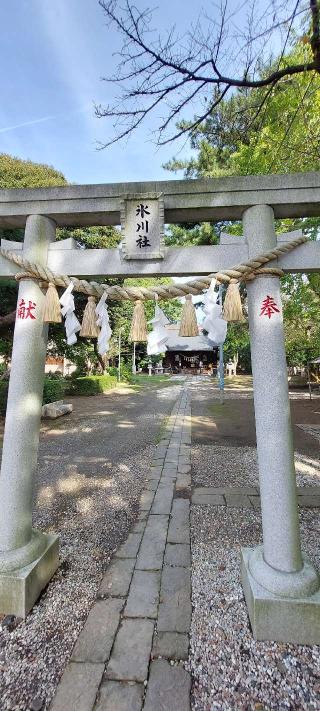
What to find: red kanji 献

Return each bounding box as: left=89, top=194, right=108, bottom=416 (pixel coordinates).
left=260, top=295, right=280, bottom=319
left=17, top=299, right=37, bottom=320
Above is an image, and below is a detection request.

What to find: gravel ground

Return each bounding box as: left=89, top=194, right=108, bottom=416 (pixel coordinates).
left=189, top=504, right=320, bottom=711
left=297, top=425, right=320, bottom=443
left=189, top=377, right=320, bottom=710
left=0, top=382, right=181, bottom=711
left=192, top=445, right=320, bottom=488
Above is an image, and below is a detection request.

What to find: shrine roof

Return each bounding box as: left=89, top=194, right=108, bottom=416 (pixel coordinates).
left=165, top=325, right=215, bottom=352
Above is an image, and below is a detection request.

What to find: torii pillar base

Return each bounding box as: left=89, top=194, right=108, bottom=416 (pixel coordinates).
left=241, top=548, right=320, bottom=645
left=0, top=533, right=59, bottom=618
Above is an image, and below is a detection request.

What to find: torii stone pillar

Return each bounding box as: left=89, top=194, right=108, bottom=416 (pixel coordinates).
left=241, top=204, right=320, bottom=644
left=0, top=215, right=59, bottom=618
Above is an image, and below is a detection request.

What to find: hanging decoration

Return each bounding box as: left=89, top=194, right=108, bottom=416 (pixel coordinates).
left=1, top=235, right=306, bottom=347
left=222, top=282, right=244, bottom=322
left=80, top=296, right=100, bottom=338
left=59, top=284, right=81, bottom=346
left=202, top=279, right=227, bottom=345
left=95, top=293, right=112, bottom=356
left=147, top=301, right=169, bottom=355
left=43, top=282, right=62, bottom=324
left=179, top=294, right=198, bottom=337
left=129, top=299, right=148, bottom=342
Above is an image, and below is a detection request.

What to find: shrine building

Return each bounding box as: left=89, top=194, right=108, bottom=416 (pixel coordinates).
left=162, top=323, right=218, bottom=374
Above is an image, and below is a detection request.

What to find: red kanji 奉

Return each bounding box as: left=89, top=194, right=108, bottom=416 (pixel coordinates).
left=260, top=295, right=280, bottom=319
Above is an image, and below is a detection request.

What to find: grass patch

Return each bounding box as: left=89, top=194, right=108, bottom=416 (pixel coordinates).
left=131, top=374, right=183, bottom=389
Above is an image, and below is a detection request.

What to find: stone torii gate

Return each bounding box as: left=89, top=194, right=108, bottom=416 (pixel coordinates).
left=0, top=172, right=319, bottom=644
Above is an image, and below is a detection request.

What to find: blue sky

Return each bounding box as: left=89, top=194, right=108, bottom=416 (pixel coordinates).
left=0, top=0, right=289, bottom=186
left=0, top=0, right=203, bottom=185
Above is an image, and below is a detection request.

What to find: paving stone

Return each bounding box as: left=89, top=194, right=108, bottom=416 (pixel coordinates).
left=152, top=632, right=189, bottom=661
left=298, top=495, right=320, bottom=507
left=249, top=495, right=261, bottom=510
left=106, top=619, right=154, bottom=682
left=158, top=567, right=191, bottom=633
left=72, top=599, right=123, bottom=663
left=178, top=457, right=191, bottom=465
left=136, top=515, right=169, bottom=570
left=146, top=480, right=159, bottom=491
left=132, top=521, right=146, bottom=534
left=177, top=465, right=191, bottom=475
left=193, top=486, right=258, bottom=496
left=161, top=474, right=177, bottom=482
left=98, top=559, right=135, bottom=598
left=124, top=570, right=160, bottom=618
left=178, top=462, right=191, bottom=471
left=149, top=466, right=163, bottom=475
left=50, top=662, right=104, bottom=711
left=176, top=475, right=191, bottom=490
left=95, top=681, right=144, bottom=711
left=147, top=475, right=161, bottom=485
left=151, top=483, right=174, bottom=515
left=167, top=500, right=190, bottom=544
left=138, top=511, right=148, bottom=522
left=224, top=492, right=253, bottom=508
left=115, top=533, right=142, bottom=559
left=154, top=447, right=167, bottom=457
left=140, top=490, right=154, bottom=511
left=164, top=543, right=190, bottom=568
left=191, top=493, right=225, bottom=506
left=297, top=486, right=320, bottom=495
left=144, top=660, right=191, bottom=711
left=179, top=446, right=190, bottom=455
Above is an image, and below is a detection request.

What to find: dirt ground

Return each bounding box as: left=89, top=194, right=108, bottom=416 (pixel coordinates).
left=191, top=376, right=320, bottom=457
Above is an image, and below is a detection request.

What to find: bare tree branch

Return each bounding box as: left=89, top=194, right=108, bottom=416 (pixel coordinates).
left=96, top=0, right=320, bottom=145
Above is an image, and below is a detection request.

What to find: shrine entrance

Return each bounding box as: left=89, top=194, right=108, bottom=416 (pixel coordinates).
left=0, top=172, right=319, bottom=644
left=161, top=323, right=217, bottom=374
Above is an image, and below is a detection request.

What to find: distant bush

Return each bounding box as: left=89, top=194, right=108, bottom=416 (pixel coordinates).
left=43, top=376, right=66, bottom=404
left=71, top=374, right=117, bottom=396
left=0, top=376, right=66, bottom=415
left=108, top=364, right=133, bottom=383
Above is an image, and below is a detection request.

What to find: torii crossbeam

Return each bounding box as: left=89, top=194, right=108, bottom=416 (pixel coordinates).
left=0, top=172, right=319, bottom=645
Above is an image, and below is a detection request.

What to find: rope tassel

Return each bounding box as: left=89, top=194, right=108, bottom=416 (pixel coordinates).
left=43, top=282, right=62, bottom=323
left=80, top=296, right=100, bottom=338
left=179, top=294, right=198, bottom=337
left=222, top=282, right=244, bottom=322
left=129, top=300, right=147, bottom=342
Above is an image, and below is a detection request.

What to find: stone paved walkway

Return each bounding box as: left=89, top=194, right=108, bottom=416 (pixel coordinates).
left=192, top=486, right=320, bottom=508
left=50, top=385, right=192, bottom=711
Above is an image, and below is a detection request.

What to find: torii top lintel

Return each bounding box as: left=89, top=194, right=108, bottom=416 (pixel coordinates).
left=0, top=171, right=320, bottom=228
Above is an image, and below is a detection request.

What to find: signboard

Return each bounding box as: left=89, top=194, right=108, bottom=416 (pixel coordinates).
left=120, top=192, right=164, bottom=260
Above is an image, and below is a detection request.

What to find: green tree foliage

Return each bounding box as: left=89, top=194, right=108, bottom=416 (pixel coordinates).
left=0, top=153, right=67, bottom=189
left=57, top=225, right=121, bottom=249
left=164, top=41, right=320, bottom=369
left=0, top=156, right=69, bottom=362
left=165, top=44, right=320, bottom=178
left=0, top=156, right=124, bottom=372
